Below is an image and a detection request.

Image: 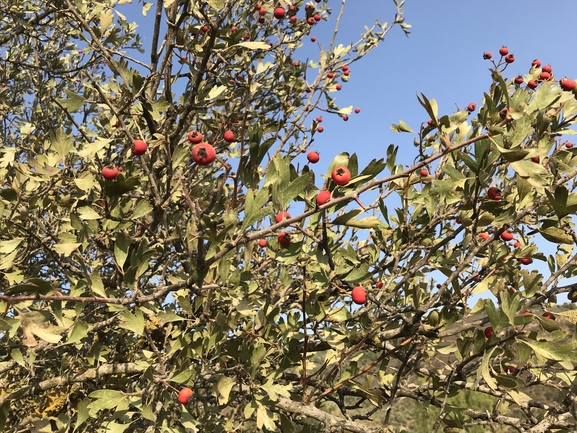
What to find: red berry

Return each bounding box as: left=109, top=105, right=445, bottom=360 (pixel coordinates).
left=479, top=232, right=490, bottom=241
left=456, top=216, right=461, bottom=224
left=316, top=116, right=323, bottom=123
left=522, top=311, right=531, bottom=316
left=484, top=326, right=494, bottom=339
left=307, top=151, right=320, bottom=163
left=500, top=231, right=514, bottom=241
left=527, top=79, right=538, bottom=89
left=467, top=102, right=476, bottom=112
left=342, top=65, right=349, bottom=72
left=499, top=46, right=509, bottom=56
left=539, top=71, right=551, bottom=81
left=178, top=387, right=193, bottom=404
left=258, top=16, right=265, bottom=24
left=542, top=312, right=555, bottom=320
left=317, top=126, right=324, bottom=133
left=132, top=139, right=147, bottom=156
left=376, top=281, right=383, bottom=289
left=202, top=25, right=209, bottom=33
left=514, top=75, right=524, bottom=85
left=223, top=130, right=236, bottom=142
left=566, top=142, right=574, bottom=148
left=351, top=286, right=367, bottom=305
left=231, top=26, right=237, bottom=32
left=542, top=64, right=552, bottom=74
left=331, top=166, right=351, bottom=186
left=278, top=231, right=291, bottom=246
left=258, top=239, right=267, bottom=248
left=519, top=258, right=533, bottom=265
left=532, top=59, right=541, bottom=68
left=275, top=211, right=291, bottom=223
left=506, top=366, right=516, bottom=374
left=273, top=7, right=285, bottom=19
left=513, top=241, right=520, bottom=248
left=101, top=166, right=119, bottom=180
left=191, top=143, right=216, bottom=165
left=487, top=187, right=502, bottom=200
left=560, top=78, right=576, bottom=91
left=342, top=115, right=348, bottom=121
left=289, top=15, right=297, bottom=23
left=259, top=7, right=266, bottom=16
left=307, top=17, right=315, bottom=25
left=354, top=107, right=360, bottom=114
left=483, top=52, right=492, bottom=60
left=336, top=84, right=342, bottom=91
left=188, top=131, right=203, bottom=144
left=427, top=119, right=434, bottom=126
left=531, top=156, right=540, bottom=163
left=505, top=54, right=515, bottom=64
left=327, top=72, right=334, bottom=79
left=343, top=70, right=350, bottom=76
left=314, top=14, right=321, bottom=22
left=420, top=168, right=429, bottom=176
left=311, top=36, right=317, bottom=42
left=316, top=190, right=331, bottom=206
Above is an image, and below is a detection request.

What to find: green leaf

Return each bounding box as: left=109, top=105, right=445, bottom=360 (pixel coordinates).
left=544, top=186, right=577, bottom=218
left=11, top=349, right=25, bottom=367
left=132, top=200, right=153, bottom=219
left=331, top=209, right=363, bottom=226
left=539, top=227, right=573, bottom=244
left=280, top=172, right=313, bottom=207
left=0, top=238, right=24, bottom=254
left=51, top=129, right=74, bottom=158
left=58, top=90, right=85, bottom=112
left=90, top=273, right=107, bottom=297
left=66, top=321, right=89, bottom=344
left=391, top=119, right=414, bottom=133
left=114, top=232, right=131, bottom=269
left=118, top=308, right=145, bottom=335
left=88, top=390, right=127, bottom=412
left=77, top=206, right=102, bottom=220
left=479, top=346, right=498, bottom=390
left=74, top=175, right=95, bottom=192
left=170, top=369, right=195, bottom=383
left=73, top=398, right=91, bottom=431
left=337, top=216, right=383, bottom=229
left=53, top=243, right=81, bottom=257
left=518, top=340, right=577, bottom=362
left=207, top=85, right=227, bottom=100
left=215, top=376, right=235, bottom=405
left=417, top=93, right=438, bottom=121
left=234, top=41, right=271, bottom=50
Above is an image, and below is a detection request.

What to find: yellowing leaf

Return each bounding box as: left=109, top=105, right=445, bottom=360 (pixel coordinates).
left=0, top=238, right=24, bottom=254
left=53, top=243, right=81, bottom=257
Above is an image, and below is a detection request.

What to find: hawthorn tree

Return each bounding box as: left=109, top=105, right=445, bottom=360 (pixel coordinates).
left=2, top=0, right=577, bottom=432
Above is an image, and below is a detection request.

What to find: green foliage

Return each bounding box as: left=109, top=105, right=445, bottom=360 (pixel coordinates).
left=1, top=0, right=577, bottom=432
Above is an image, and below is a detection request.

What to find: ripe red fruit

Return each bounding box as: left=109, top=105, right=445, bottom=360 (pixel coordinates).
left=539, top=71, right=551, bottom=81
left=336, top=84, right=342, bottom=91
left=542, top=312, right=555, bottom=320
left=187, top=130, right=203, bottom=144
left=289, top=15, right=297, bottom=23
left=258, top=239, right=267, bottom=248
left=342, top=65, right=349, bottom=72
left=307, top=17, right=315, bottom=25
left=484, top=326, right=494, bottom=339
left=259, top=7, right=266, bottom=16
left=519, top=258, right=533, bottom=265
left=331, top=166, right=351, bottom=186
left=532, top=59, right=541, bottom=68
left=566, top=142, right=574, bottom=148
left=314, top=14, right=321, bottom=21
left=513, top=241, right=521, bottom=248
left=275, top=211, right=291, bottom=223
left=327, top=72, right=334, bottom=79
left=351, top=286, right=367, bottom=305
left=258, top=16, right=265, bottom=24
left=376, top=281, right=383, bottom=289
left=223, top=130, right=236, bottom=142
left=560, top=78, right=576, bottom=91
left=542, top=64, right=552, bottom=74
left=316, top=190, right=331, bottom=206
left=311, top=36, right=317, bottom=42
left=483, top=52, right=492, bottom=60
left=178, top=387, right=193, bottom=404
left=505, top=366, right=516, bottom=375
left=342, top=115, right=349, bottom=121
left=354, top=107, right=360, bottom=114
left=467, top=102, right=476, bottom=112
left=132, top=140, right=147, bottom=156
left=487, top=187, right=502, bottom=200
left=522, top=311, right=531, bottom=316
left=343, top=70, right=350, bottom=76
left=531, top=156, right=540, bottom=163
left=273, top=7, right=285, bottom=19
left=514, top=75, right=524, bottom=85
left=479, top=232, right=490, bottom=241
left=316, top=116, right=323, bottom=123
left=420, top=168, right=429, bottom=176
left=500, top=231, right=514, bottom=241
left=102, top=166, right=119, bottom=180
left=191, top=143, right=216, bottom=165
left=505, top=54, right=515, bottom=63
left=427, top=119, right=434, bottom=126
left=317, top=126, right=324, bottom=133
left=202, top=25, right=209, bottom=33
left=499, top=46, right=509, bottom=56
left=231, top=26, right=237, bottom=32
left=307, top=151, right=320, bottom=163
left=527, top=79, right=538, bottom=89
left=278, top=231, right=291, bottom=246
